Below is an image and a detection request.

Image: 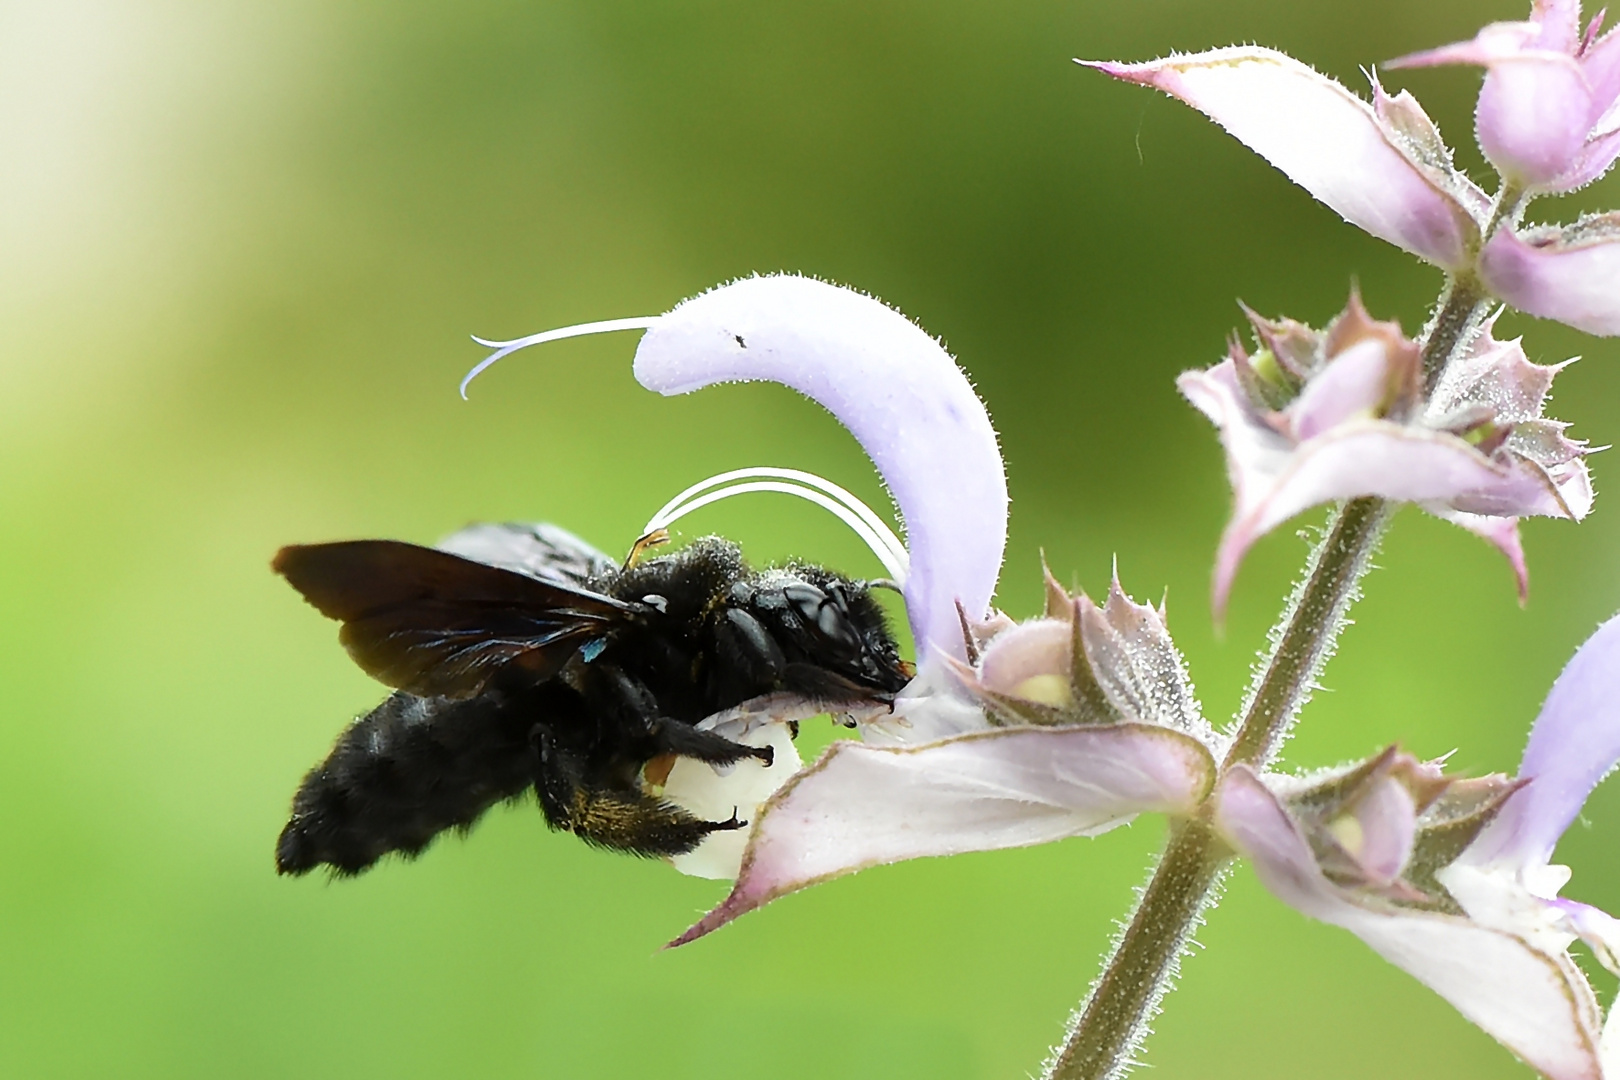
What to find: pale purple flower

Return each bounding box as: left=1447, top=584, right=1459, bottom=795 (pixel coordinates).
left=469, top=276, right=1216, bottom=900
left=1177, top=295, right=1590, bottom=612
left=1215, top=614, right=1620, bottom=1080
left=1481, top=213, right=1620, bottom=336
left=629, top=275, right=1008, bottom=664
left=1390, top=0, right=1620, bottom=194
left=468, top=273, right=1008, bottom=664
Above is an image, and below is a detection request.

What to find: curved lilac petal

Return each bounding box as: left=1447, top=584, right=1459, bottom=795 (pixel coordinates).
left=1467, top=614, right=1620, bottom=869
left=632, top=275, right=1008, bottom=660
left=1481, top=221, right=1620, bottom=335
left=1209, top=417, right=1563, bottom=613
left=1217, top=417, right=1564, bottom=528
left=1288, top=339, right=1394, bottom=440
left=1082, top=48, right=1479, bottom=268
left=670, top=724, right=1216, bottom=945
left=1478, top=54, right=1595, bottom=186
left=1354, top=777, right=1419, bottom=885
left=1216, top=767, right=1605, bottom=1080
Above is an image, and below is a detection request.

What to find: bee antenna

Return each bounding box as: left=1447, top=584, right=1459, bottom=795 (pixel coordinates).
left=624, top=529, right=670, bottom=569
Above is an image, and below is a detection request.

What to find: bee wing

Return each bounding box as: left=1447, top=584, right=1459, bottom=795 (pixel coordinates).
left=274, top=539, right=641, bottom=699
left=434, top=522, right=617, bottom=588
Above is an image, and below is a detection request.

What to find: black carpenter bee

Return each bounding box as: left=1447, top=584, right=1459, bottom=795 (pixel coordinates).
left=273, top=522, right=912, bottom=876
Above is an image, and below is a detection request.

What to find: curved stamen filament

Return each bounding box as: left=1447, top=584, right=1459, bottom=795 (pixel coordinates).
left=460, top=316, right=660, bottom=399
left=646, top=468, right=909, bottom=583
left=649, top=467, right=908, bottom=569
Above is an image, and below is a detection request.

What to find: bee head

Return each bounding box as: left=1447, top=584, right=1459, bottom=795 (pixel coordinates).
left=742, top=572, right=913, bottom=699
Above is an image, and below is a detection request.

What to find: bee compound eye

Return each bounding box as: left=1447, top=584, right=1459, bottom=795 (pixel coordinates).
left=779, top=582, right=863, bottom=656
left=781, top=582, right=828, bottom=623
left=815, top=603, right=857, bottom=645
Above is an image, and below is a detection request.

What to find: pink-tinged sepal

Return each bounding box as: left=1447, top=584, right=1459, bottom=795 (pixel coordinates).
left=1480, top=213, right=1620, bottom=335
left=1081, top=48, right=1483, bottom=267
left=671, top=723, right=1217, bottom=945
left=1180, top=295, right=1590, bottom=612
left=1390, top=2, right=1620, bottom=192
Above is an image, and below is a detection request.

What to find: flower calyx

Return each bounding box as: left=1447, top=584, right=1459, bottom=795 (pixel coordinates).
left=1259, top=746, right=1521, bottom=909
left=1390, top=0, right=1620, bottom=194
left=949, top=563, right=1217, bottom=751
left=1217, top=615, right=1620, bottom=1080
left=1179, top=292, right=1592, bottom=612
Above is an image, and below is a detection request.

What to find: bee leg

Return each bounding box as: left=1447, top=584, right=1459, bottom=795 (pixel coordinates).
left=531, top=728, right=579, bottom=832
left=651, top=718, right=776, bottom=768
left=591, top=665, right=775, bottom=767
left=568, top=786, right=747, bottom=858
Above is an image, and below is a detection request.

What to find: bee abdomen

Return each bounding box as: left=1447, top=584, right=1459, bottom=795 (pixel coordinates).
left=276, top=691, right=537, bottom=876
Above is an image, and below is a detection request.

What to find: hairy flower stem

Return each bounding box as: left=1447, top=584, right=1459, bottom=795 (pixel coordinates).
left=1046, top=278, right=1501, bottom=1080
left=1043, top=820, right=1228, bottom=1080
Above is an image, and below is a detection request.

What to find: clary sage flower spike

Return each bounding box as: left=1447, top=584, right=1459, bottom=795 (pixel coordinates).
left=449, top=6, right=1620, bottom=1079
left=1179, top=292, right=1591, bottom=611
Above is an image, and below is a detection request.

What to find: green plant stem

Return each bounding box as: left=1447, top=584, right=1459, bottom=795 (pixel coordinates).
left=1045, top=274, right=1501, bottom=1080
left=1042, top=820, right=1226, bottom=1080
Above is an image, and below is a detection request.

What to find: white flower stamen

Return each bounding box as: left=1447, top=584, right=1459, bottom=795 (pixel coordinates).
left=459, top=316, right=661, bottom=399
left=645, top=466, right=910, bottom=583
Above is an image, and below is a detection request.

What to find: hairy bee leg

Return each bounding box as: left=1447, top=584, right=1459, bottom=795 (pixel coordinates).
left=651, top=718, right=775, bottom=768
left=531, top=728, right=578, bottom=831
left=568, top=786, right=747, bottom=858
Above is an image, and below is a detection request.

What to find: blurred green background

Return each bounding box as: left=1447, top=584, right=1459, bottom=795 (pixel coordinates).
left=4, top=1, right=1619, bottom=1077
